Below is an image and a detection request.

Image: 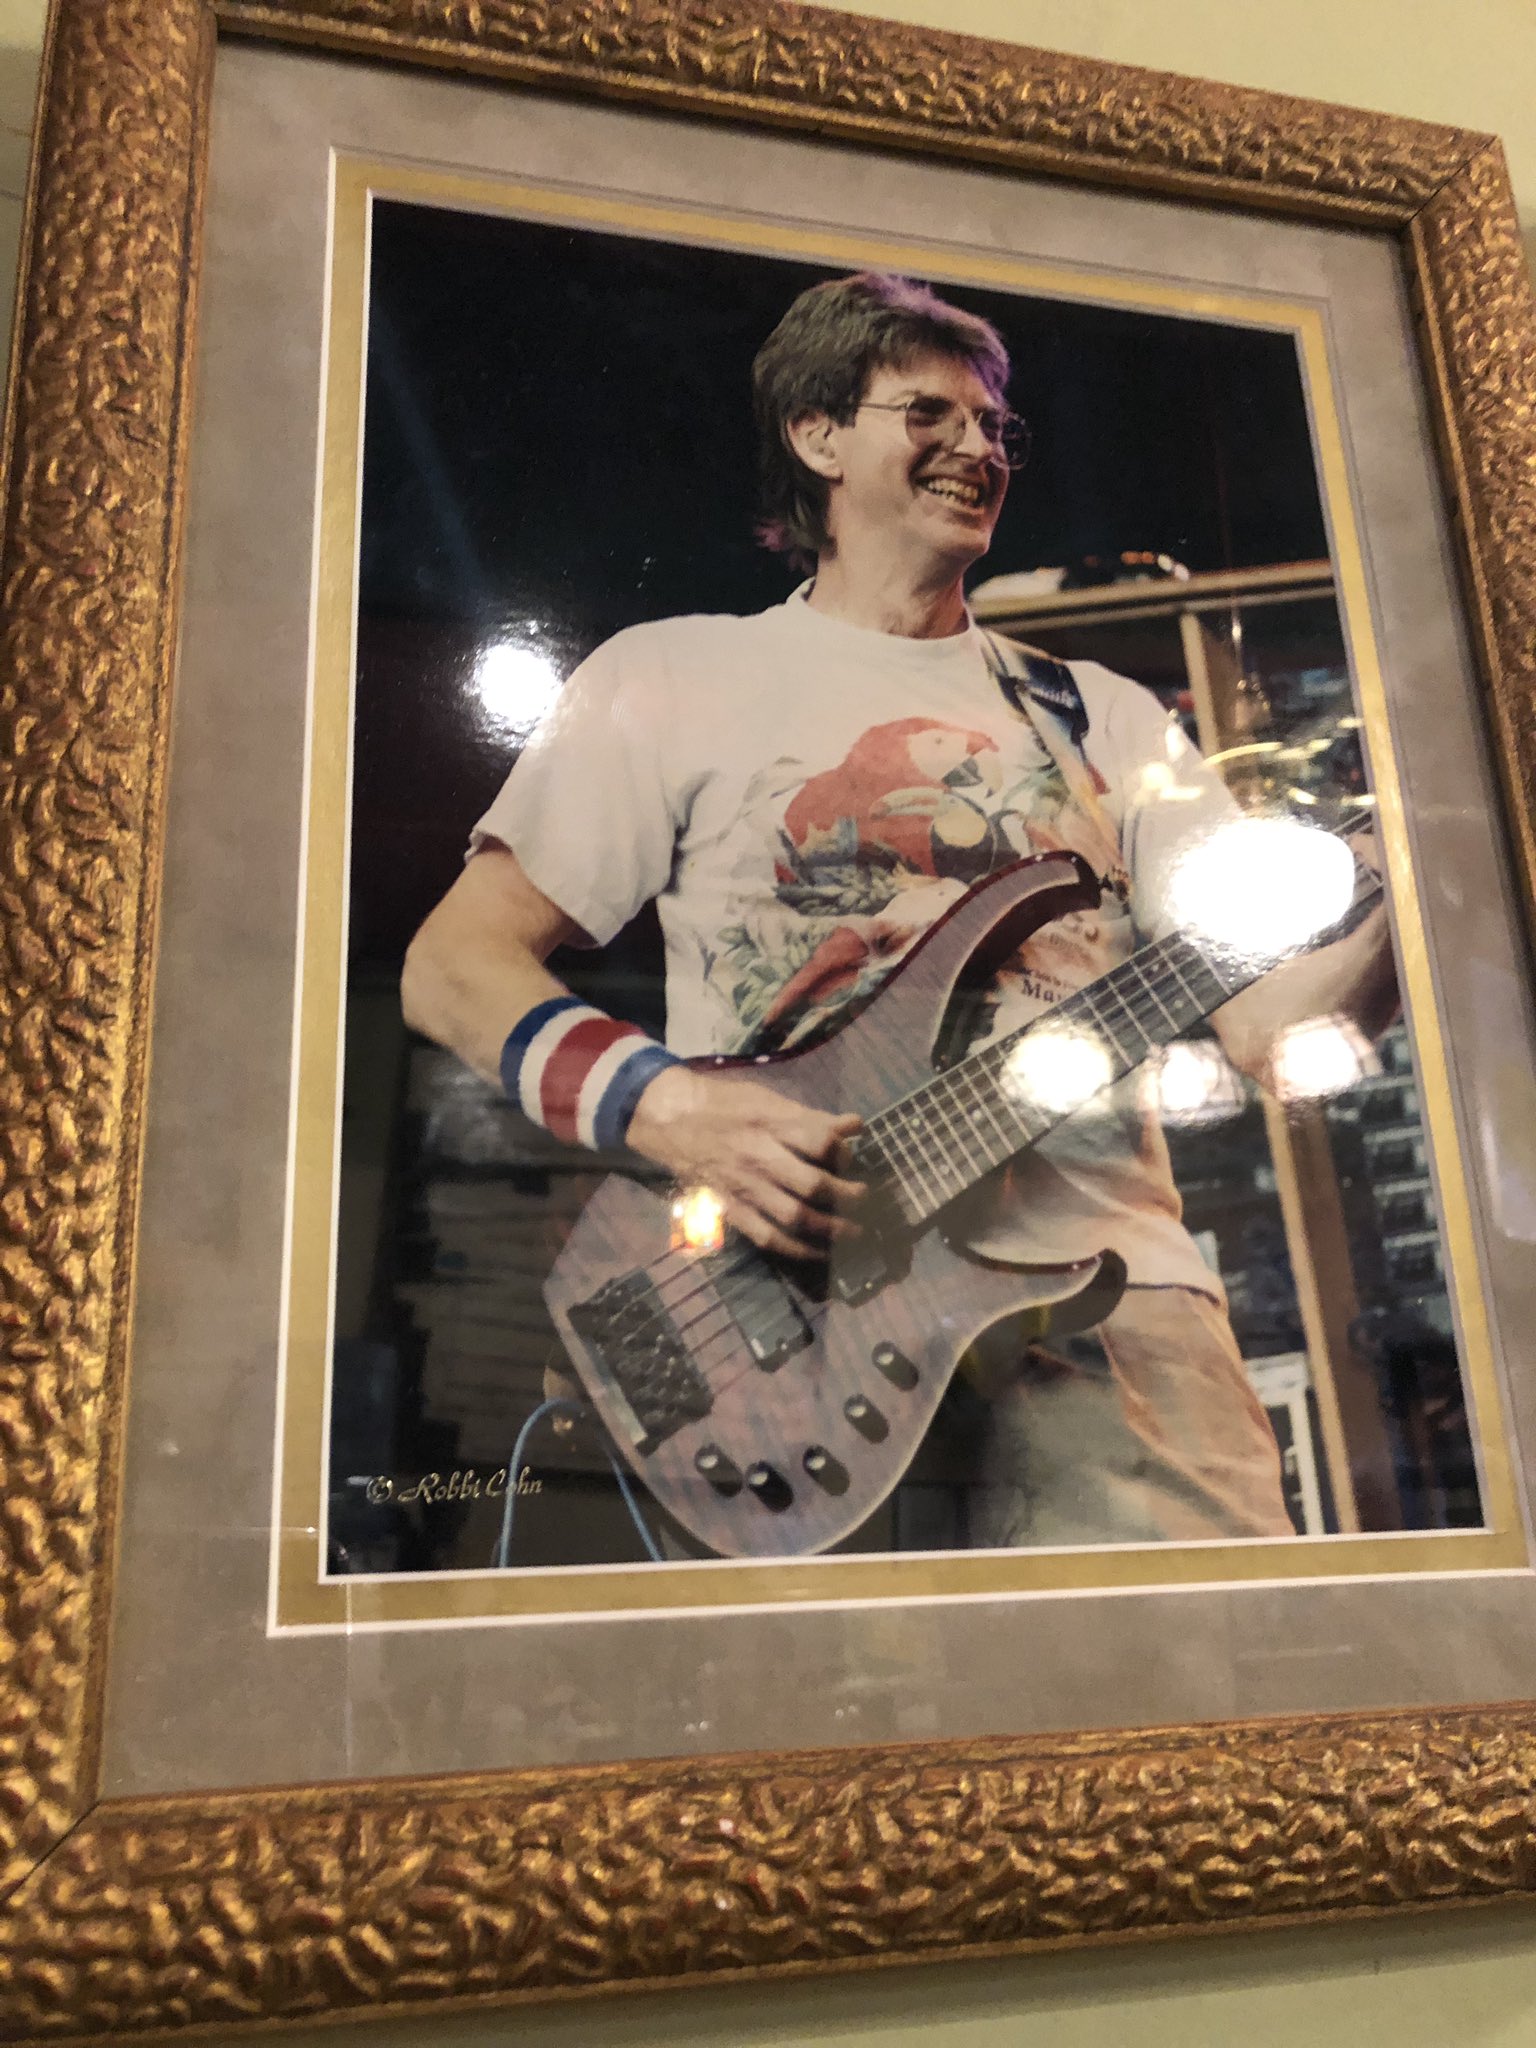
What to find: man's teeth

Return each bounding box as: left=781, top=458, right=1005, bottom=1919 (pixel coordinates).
left=920, top=478, right=984, bottom=506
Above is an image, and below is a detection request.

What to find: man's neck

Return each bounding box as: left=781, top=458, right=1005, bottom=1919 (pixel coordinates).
left=805, top=550, right=970, bottom=640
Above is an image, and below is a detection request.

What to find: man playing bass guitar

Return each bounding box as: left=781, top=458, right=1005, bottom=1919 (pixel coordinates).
left=402, top=272, right=1396, bottom=1551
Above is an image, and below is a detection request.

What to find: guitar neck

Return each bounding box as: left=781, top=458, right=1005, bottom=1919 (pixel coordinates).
left=858, top=869, right=1380, bottom=1227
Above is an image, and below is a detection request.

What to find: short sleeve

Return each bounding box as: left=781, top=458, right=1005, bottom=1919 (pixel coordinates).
left=468, top=625, right=682, bottom=947
left=1078, top=664, right=1242, bottom=943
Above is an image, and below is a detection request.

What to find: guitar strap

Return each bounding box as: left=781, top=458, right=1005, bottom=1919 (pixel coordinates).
left=955, top=632, right=1138, bottom=1385
left=981, top=630, right=1130, bottom=898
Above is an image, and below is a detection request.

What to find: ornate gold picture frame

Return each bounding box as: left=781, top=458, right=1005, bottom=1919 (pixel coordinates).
left=4, top=1, right=1536, bottom=2038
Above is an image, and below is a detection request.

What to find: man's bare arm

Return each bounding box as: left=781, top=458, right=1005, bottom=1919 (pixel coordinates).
left=401, top=847, right=863, bottom=1258
left=401, top=846, right=581, bottom=1086
left=1211, top=895, right=1398, bottom=1088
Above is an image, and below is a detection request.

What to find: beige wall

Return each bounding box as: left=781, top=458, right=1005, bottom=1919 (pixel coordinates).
left=3, top=0, right=1535, bottom=2040
left=0, top=0, right=43, bottom=356
left=821, top=0, right=1536, bottom=258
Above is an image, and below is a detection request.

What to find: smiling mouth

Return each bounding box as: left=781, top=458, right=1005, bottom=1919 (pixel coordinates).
left=917, top=474, right=991, bottom=511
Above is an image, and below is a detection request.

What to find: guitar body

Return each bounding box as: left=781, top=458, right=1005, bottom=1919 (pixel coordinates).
left=544, top=852, right=1126, bottom=1560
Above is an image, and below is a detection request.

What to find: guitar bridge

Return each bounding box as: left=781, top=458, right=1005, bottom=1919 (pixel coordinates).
left=567, top=1271, right=713, bottom=1455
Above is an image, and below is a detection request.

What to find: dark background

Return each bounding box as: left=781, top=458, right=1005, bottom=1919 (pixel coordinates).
left=351, top=198, right=1329, bottom=971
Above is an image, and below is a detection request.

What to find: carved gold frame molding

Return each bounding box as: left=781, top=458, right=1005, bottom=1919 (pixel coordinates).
left=3, top=0, right=1536, bottom=2037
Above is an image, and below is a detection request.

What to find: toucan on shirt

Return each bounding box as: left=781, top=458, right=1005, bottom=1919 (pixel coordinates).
left=470, top=588, right=1242, bottom=1296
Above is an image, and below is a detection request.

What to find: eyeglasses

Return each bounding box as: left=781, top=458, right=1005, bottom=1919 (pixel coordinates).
left=854, top=393, right=1031, bottom=470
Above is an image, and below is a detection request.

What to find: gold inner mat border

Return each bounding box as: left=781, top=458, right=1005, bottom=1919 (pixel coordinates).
left=272, top=154, right=1524, bottom=1631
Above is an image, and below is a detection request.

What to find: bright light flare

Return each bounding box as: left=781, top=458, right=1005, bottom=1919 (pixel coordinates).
left=1151, top=1040, right=1245, bottom=1126
left=1270, top=1016, right=1376, bottom=1104
left=1002, top=1026, right=1114, bottom=1118
left=471, top=639, right=562, bottom=742
left=1164, top=816, right=1355, bottom=962
left=1134, top=760, right=1201, bottom=804
left=671, top=1185, right=727, bottom=1254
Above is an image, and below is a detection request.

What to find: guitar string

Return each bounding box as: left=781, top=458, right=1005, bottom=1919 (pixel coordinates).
left=589, top=871, right=1385, bottom=1369
left=637, top=922, right=1231, bottom=1285
left=860, top=875, right=1381, bottom=1218
left=595, top=1288, right=821, bottom=1428
left=574, top=833, right=1387, bottom=1443
left=601, top=932, right=1249, bottom=1365
left=635, top=823, right=1383, bottom=1268
left=626, top=955, right=1209, bottom=1358
left=615, top=978, right=1340, bottom=1419
left=861, top=932, right=1224, bottom=1206
left=864, top=858, right=1380, bottom=1166
left=657, top=895, right=1341, bottom=1252
left=868, top=928, right=1235, bottom=1211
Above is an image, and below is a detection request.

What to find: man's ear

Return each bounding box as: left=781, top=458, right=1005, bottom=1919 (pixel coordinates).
left=785, top=410, right=843, bottom=482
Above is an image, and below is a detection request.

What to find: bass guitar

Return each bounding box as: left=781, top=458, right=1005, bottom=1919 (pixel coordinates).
left=544, top=838, right=1378, bottom=1558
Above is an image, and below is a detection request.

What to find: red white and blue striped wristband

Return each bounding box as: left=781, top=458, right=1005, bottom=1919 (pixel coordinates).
left=500, top=996, right=680, bottom=1151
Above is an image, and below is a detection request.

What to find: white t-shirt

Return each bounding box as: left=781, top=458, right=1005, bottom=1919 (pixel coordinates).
left=471, top=591, right=1240, bottom=1293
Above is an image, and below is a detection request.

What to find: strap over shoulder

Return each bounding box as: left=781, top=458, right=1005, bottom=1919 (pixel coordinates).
left=982, top=630, right=1090, bottom=751
left=981, top=629, right=1127, bottom=894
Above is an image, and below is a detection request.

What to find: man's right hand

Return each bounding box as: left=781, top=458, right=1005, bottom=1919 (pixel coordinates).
left=626, top=1065, right=866, bottom=1261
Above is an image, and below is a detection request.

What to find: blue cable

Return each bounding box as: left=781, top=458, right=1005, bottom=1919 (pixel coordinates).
left=493, top=1396, right=664, bottom=1567
left=610, top=1457, right=667, bottom=1563
left=495, top=1397, right=582, bottom=1567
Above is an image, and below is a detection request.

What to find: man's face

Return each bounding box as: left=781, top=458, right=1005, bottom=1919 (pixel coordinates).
left=821, top=351, right=1010, bottom=575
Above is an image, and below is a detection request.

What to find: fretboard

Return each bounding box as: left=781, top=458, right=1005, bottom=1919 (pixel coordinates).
left=856, top=927, right=1251, bottom=1227
left=852, top=804, right=1385, bottom=1227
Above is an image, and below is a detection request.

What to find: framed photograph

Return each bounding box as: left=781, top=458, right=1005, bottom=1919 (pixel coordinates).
left=287, top=156, right=1513, bottom=1625
left=6, top=0, right=1536, bottom=2035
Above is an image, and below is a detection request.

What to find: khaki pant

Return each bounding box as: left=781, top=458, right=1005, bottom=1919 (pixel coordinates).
left=959, top=1284, right=1295, bottom=1549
